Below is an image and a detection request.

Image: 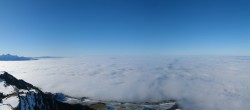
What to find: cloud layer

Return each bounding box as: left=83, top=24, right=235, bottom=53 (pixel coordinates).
left=1, top=56, right=250, bottom=110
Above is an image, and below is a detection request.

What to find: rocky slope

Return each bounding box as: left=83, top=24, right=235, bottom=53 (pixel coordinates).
left=0, top=71, right=181, bottom=110
left=0, top=71, right=92, bottom=110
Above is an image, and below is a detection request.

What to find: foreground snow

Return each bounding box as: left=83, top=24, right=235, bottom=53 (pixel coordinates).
left=0, top=72, right=94, bottom=110
left=0, top=72, right=19, bottom=109
left=0, top=80, right=15, bottom=95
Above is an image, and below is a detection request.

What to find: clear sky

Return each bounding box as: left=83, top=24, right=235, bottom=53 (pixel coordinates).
left=0, top=0, right=250, bottom=56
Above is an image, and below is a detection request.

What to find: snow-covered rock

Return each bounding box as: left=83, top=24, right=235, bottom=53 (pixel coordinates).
left=0, top=71, right=92, bottom=110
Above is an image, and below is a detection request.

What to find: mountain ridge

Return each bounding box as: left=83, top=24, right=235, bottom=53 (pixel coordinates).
left=0, top=54, right=36, bottom=61
left=0, top=71, right=93, bottom=110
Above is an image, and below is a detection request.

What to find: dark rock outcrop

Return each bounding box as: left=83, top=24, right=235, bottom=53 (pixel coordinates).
left=0, top=71, right=93, bottom=110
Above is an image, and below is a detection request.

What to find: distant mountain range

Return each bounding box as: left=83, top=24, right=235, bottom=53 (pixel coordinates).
left=0, top=54, right=36, bottom=61
left=0, top=54, right=64, bottom=61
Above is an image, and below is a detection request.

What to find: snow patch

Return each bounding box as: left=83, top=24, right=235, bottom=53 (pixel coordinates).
left=0, top=104, right=12, bottom=110
left=0, top=80, right=15, bottom=95
left=2, top=96, right=19, bottom=108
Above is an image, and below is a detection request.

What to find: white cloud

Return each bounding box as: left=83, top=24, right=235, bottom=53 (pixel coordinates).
left=0, top=56, right=250, bottom=110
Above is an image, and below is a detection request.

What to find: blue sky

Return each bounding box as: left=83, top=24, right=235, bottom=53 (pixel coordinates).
left=0, top=0, right=250, bottom=56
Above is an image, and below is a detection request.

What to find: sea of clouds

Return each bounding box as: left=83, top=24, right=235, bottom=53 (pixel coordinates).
left=0, top=56, right=250, bottom=110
